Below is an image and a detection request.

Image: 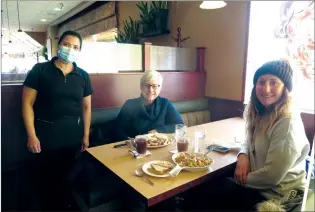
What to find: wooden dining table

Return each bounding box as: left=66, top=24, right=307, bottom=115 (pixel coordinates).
left=87, top=117, right=246, bottom=207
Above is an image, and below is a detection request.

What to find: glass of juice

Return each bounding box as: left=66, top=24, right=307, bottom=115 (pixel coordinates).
left=134, top=135, right=148, bottom=154
left=177, top=137, right=191, bottom=152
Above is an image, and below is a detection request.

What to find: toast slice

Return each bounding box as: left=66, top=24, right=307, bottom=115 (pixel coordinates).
left=150, top=163, right=172, bottom=175
left=154, top=161, right=174, bottom=169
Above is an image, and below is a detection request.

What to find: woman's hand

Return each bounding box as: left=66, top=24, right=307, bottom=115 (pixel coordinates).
left=149, top=129, right=157, bottom=134
left=81, top=135, right=89, bottom=152
left=27, top=135, right=41, bottom=153
left=234, top=153, right=250, bottom=185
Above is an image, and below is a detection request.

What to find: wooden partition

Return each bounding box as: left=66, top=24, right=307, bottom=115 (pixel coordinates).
left=91, top=72, right=206, bottom=108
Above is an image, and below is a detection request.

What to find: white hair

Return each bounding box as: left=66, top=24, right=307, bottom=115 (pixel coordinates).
left=140, top=70, right=163, bottom=87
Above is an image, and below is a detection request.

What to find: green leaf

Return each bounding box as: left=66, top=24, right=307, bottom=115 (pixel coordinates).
left=116, top=16, right=140, bottom=44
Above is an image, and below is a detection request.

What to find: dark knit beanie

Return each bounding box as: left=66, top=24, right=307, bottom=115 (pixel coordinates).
left=253, top=60, right=293, bottom=92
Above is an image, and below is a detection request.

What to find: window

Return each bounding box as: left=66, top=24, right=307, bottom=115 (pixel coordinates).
left=245, top=1, right=314, bottom=113
left=1, top=52, right=38, bottom=83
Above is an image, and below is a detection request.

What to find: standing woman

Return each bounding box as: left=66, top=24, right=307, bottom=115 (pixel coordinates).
left=21, top=30, right=93, bottom=210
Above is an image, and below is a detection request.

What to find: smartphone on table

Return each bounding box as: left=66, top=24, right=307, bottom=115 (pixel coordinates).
left=207, top=144, right=230, bottom=153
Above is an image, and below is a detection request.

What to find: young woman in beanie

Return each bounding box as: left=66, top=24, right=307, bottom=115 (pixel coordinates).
left=235, top=60, right=310, bottom=211
left=183, top=60, right=310, bottom=211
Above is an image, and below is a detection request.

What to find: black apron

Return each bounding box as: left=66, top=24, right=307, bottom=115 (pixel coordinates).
left=35, top=116, right=83, bottom=151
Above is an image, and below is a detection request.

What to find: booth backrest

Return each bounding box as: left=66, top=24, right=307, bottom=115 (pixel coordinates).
left=89, top=98, right=210, bottom=146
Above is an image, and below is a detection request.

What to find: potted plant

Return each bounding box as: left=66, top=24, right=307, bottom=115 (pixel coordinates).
left=137, top=1, right=169, bottom=36
left=136, top=2, right=155, bottom=35
left=115, top=17, right=140, bottom=44
left=41, top=46, right=48, bottom=61
left=151, top=1, right=168, bottom=33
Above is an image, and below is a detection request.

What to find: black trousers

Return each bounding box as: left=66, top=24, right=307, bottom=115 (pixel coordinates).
left=17, top=117, right=83, bottom=211
left=183, top=177, right=266, bottom=211
left=18, top=146, right=81, bottom=211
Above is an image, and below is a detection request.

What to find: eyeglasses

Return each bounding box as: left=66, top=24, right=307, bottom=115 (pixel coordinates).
left=143, top=84, right=160, bottom=90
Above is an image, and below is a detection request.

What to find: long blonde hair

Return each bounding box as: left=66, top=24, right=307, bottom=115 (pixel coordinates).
left=244, top=86, right=293, bottom=142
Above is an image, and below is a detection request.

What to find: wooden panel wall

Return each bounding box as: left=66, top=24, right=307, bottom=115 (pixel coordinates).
left=91, top=72, right=206, bottom=109
left=58, top=2, right=117, bottom=38
left=1, top=85, right=27, bottom=171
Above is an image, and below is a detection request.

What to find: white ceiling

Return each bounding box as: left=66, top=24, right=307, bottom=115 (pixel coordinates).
left=1, top=1, right=84, bottom=32
left=1, top=1, right=93, bottom=54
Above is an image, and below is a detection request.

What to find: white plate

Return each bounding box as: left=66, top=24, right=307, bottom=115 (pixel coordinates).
left=142, top=160, right=175, bottom=178
left=140, top=133, right=174, bottom=149
left=147, top=143, right=171, bottom=149
left=172, top=152, right=214, bottom=172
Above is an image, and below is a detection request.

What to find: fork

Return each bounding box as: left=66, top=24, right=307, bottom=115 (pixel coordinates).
left=135, top=169, right=154, bottom=186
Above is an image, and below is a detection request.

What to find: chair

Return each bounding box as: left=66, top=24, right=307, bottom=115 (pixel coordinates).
left=302, top=135, right=315, bottom=211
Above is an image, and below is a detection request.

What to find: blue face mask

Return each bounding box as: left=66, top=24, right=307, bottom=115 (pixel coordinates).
left=57, top=46, right=80, bottom=63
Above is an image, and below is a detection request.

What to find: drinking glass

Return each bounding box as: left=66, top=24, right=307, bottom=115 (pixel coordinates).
left=134, top=135, right=148, bottom=155
left=177, top=137, right=191, bottom=152
left=194, top=127, right=207, bottom=153
left=175, top=124, right=187, bottom=141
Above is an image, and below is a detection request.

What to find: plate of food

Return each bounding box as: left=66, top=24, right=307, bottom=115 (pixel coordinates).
left=172, top=152, right=214, bottom=172
left=142, top=160, right=175, bottom=177
left=145, top=133, right=173, bottom=149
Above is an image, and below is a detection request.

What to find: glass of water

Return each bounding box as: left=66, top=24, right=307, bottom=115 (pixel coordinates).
left=175, top=124, right=187, bottom=141
left=194, top=127, right=207, bottom=153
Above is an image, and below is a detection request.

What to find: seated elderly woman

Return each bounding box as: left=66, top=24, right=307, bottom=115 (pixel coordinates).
left=115, top=70, right=184, bottom=141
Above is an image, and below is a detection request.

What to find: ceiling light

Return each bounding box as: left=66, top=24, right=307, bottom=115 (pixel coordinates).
left=6, top=1, right=12, bottom=43
left=200, top=1, right=227, bottom=9
left=17, top=1, right=23, bottom=32
left=40, top=19, right=47, bottom=22
left=54, top=3, right=64, bottom=11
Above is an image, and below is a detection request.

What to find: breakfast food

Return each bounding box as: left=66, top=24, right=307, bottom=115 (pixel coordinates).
left=174, top=152, right=212, bottom=168
left=149, top=161, right=174, bottom=175
left=146, top=133, right=171, bottom=147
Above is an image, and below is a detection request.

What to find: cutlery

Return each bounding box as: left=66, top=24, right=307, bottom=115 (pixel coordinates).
left=135, top=169, right=154, bottom=186
left=114, top=137, right=134, bottom=148
left=114, top=141, right=128, bottom=148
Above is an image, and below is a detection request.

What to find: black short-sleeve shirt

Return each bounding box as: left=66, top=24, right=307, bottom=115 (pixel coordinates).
left=23, top=57, right=93, bottom=120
